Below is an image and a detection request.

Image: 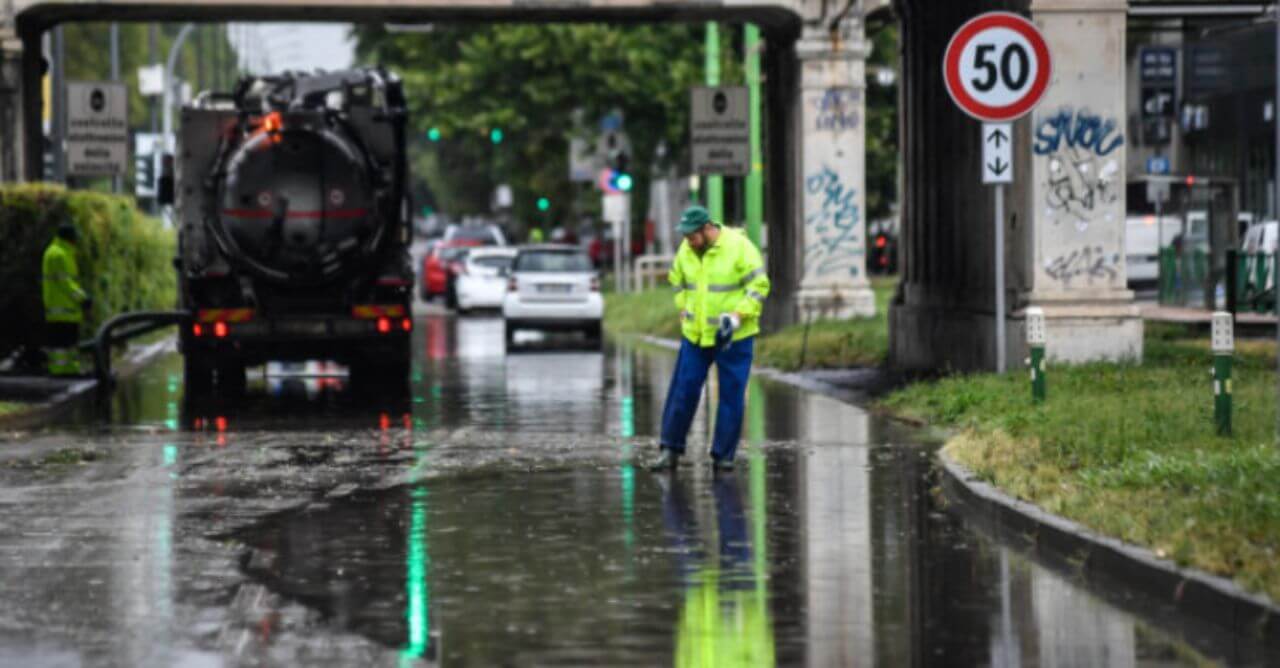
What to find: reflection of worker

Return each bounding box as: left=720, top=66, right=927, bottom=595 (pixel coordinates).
left=658, top=474, right=775, bottom=667
left=42, top=224, right=91, bottom=376
left=650, top=206, right=771, bottom=472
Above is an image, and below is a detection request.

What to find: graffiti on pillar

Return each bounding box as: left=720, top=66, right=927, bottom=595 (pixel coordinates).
left=1033, top=107, right=1123, bottom=232
left=812, top=88, right=861, bottom=132
left=1044, top=245, right=1120, bottom=286
left=803, top=165, right=862, bottom=278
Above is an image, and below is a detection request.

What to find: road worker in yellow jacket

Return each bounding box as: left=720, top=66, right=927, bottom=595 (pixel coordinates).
left=42, top=224, right=90, bottom=376
left=650, top=206, right=770, bottom=472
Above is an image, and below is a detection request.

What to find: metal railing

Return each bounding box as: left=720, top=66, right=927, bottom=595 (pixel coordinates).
left=1225, top=250, right=1276, bottom=315
left=631, top=254, right=673, bottom=292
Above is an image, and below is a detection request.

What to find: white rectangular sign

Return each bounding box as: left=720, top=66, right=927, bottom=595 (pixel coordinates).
left=981, top=123, right=1012, bottom=185
left=65, top=81, right=129, bottom=177
left=602, top=193, right=629, bottom=224
left=690, top=86, right=750, bottom=176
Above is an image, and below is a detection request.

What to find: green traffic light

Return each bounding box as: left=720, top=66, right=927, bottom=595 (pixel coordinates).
left=490, top=128, right=504, bottom=144
left=536, top=197, right=550, bottom=212
left=427, top=127, right=441, bottom=142
left=615, top=173, right=633, bottom=192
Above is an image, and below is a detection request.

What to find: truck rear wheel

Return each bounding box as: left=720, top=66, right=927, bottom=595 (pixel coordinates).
left=184, top=354, right=214, bottom=396
left=348, top=342, right=410, bottom=395
left=215, top=357, right=247, bottom=396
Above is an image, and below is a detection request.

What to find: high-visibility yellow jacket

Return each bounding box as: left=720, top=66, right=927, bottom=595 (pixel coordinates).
left=670, top=226, right=770, bottom=347
left=42, top=237, right=87, bottom=324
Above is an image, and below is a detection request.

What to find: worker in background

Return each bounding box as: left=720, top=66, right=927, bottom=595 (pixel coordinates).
left=529, top=226, right=545, bottom=244
left=42, top=224, right=90, bottom=376
left=650, top=206, right=770, bottom=472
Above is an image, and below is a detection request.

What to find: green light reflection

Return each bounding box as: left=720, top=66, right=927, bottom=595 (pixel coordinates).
left=400, top=486, right=430, bottom=664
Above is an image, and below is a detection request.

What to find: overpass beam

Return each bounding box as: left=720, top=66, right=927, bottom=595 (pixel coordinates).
left=792, top=15, right=876, bottom=321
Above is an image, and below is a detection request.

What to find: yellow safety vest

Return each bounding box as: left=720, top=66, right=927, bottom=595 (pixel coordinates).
left=42, top=237, right=87, bottom=324
left=669, top=227, right=770, bottom=347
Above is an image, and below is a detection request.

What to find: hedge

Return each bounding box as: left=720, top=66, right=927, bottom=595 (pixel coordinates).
left=0, top=184, right=176, bottom=357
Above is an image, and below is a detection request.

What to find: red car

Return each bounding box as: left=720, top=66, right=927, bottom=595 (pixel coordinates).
left=421, top=240, right=483, bottom=301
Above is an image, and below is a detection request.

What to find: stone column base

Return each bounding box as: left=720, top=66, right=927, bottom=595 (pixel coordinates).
left=797, top=284, right=876, bottom=320
left=1011, top=302, right=1144, bottom=365
left=889, top=300, right=1142, bottom=372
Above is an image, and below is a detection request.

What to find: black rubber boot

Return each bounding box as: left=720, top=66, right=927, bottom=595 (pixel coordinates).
left=648, top=449, right=681, bottom=472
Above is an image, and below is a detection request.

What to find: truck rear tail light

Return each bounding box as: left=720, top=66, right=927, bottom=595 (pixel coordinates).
left=401, top=318, right=412, bottom=332
left=377, top=317, right=391, bottom=334
left=590, top=276, right=600, bottom=292
left=508, top=278, right=518, bottom=293
left=214, top=322, right=229, bottom=338
left=192, top=323, right=204, bottom=337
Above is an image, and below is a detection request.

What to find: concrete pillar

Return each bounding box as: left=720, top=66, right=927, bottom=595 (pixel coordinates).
left=891, top=0, right=1141, bottom=372
left=793, top=18, right=877, bottom=320
left=1012, top=0, right=1142, bottom=364
left=0, top=0, right=22, bottom=183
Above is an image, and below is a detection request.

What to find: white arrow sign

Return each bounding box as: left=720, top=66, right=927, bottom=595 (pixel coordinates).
left=982, top=122, right=1012, bottom=184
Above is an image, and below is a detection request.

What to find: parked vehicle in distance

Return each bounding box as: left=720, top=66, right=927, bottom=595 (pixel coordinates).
left=455, top=247, right=518, bottom=314
left=421, top=239, right=483, bottom=302
left=502, top=245, right=603, bottom=349
left=1124, top=214, right=1181, bottom=288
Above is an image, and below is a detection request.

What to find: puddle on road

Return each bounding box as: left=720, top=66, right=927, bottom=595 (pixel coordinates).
left=4, top=315, right=1269, bottom=666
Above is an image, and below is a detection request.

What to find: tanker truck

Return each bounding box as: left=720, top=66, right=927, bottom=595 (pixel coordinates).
left=163, top=68, right=414, bottom=394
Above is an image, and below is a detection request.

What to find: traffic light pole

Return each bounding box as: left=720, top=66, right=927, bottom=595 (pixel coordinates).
left=704, top=22, right=724, bottom=223
left=745, top=24, right=763, bottom=248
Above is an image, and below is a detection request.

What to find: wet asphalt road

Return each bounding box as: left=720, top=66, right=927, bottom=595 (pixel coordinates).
left=0, top=313, right=1272, bottom=667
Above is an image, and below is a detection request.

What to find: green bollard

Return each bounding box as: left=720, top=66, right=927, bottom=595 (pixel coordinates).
left=1026, top=307, right=1047, bottom=403
left=1211, top=311, right=1233, bottom=436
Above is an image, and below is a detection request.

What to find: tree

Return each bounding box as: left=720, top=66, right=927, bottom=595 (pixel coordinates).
left=865, top=24, right=899, bottom=222
left=352, top=23, right=724, bottom=231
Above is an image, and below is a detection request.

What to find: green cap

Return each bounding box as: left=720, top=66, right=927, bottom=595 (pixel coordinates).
left=677, top=206, right=713, bottom=236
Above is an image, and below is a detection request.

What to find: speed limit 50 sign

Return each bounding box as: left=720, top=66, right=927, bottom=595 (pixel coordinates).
left=943, top=12, right=1052, bottom=122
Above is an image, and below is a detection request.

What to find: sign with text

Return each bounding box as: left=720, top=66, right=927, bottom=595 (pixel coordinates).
left=65, top=81, right=128, bottom=177
left=943, top=12, right=1052, bottom=123
left=690, top=86, right=749, bottom=176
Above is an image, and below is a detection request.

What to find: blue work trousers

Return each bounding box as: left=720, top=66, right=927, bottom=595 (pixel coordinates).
left=659, top=336, right=754, bottom=462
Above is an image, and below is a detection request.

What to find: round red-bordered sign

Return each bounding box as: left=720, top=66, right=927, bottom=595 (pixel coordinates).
left=943, top=12, right=1052, bottom=122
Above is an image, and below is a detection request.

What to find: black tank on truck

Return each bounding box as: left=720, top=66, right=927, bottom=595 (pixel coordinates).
left=165, top=68, right=413, bottom=394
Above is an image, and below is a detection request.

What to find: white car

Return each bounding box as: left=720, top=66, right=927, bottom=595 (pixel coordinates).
left=454, top=247, right=518, bottom=313
left=502, top=245, right=603, bottom=349
left=1124, top=214, right=1180, bottom=286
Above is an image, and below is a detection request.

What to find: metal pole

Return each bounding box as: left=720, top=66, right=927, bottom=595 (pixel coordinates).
left=705, top=22, right=724, bottom=223
left=51, top=26, right=65, bottom=183
left=162, top=23, right=196, bottom=154
left=110, top=23, right=121, bottom=194
left=613, top=216, right=622, bottom=293
left=745, top=23, right=764, bottom=248
left=1274, top=6, right=1280, bottom=443
left=995, top=183, right=1007, bottom=373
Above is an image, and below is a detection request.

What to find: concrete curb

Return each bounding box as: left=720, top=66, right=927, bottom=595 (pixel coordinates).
left=938, top=449, right=1280, bottom=649
left=0, top=337, right=174, bottom=431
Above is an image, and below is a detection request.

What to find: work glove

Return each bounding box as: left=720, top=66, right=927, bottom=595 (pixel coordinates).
left=715, top=313, right=741, bottom=351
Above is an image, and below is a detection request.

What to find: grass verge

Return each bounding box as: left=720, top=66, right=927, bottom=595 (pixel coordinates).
left=882, top=324, right=1280, bottom=602
left=604, top=277, right=897, bottom=371
left=0, top=402, right=22, bottom=417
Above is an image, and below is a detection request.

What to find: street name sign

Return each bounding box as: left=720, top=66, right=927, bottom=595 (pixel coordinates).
left=943, top=12, right=1052, bottom=123
left=982, top=123, right=1012, bottom=184
left=690, top=86, right=749, bottom=176
left=65, top=81, right=128, bottom=177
